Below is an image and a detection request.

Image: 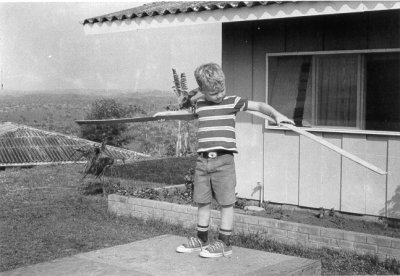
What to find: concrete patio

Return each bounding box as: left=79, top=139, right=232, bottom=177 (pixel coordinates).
left=3, top=235, right=321, bottom=275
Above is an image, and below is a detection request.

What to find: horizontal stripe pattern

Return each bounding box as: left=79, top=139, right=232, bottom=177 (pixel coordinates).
left=197, top=144, right=237, bottom=152
left=197, top=224, right=209, bottom=232
left=198, top=126, right=235, bottom=132
left=198, top=119, right=235, bottom=128
left=198, top=115, right=235, bottom=122
left=219, top=228, right=232, bottom=235
left=195, top=95, right=247, bottom=153
left=198, top=130, right=235, bottom=140
left=196, top=104, right=237, bottom=112
left=198, top=137, right=236, bottom=143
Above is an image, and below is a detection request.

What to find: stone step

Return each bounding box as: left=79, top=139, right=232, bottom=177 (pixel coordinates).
left=3, top=235, right=321, bottom=276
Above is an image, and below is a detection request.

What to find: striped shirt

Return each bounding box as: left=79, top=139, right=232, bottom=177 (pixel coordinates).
left=195, top=96, right=248, bottom=153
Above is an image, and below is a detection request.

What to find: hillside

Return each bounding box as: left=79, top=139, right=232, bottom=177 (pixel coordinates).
left=0, top=89, right=197, bottom=156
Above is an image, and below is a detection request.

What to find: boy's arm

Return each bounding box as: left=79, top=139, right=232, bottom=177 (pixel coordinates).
left=247, top=101, right=294, bottom=125
left=190, top=90, right=205, bottom=102
left=154, top=90, right=205, bottom=117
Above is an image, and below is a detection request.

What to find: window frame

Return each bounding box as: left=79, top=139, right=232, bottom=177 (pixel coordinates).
left=265, top=48, right=400, bottom=137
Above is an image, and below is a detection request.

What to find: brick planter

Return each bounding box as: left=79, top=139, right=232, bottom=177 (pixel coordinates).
left=108, top=194, right=400, bottom=261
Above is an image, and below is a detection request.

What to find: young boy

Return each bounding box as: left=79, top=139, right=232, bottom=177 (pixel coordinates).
left=156, top=63, right=293, bottom=258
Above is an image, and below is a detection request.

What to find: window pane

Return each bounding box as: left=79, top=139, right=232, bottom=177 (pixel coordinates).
left=268, top=56, right=312, bottom=126
left=316, top=55, right=358, bottom=127
left=365, top=53, right=400, bottom=131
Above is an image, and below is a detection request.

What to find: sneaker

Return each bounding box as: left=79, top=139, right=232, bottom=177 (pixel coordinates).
left=176, top=237, right=209, bottom=253
left=199, top=240, right=232, bottom=258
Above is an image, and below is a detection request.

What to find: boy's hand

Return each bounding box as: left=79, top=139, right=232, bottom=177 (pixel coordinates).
left=247, top=101, right=294, bottom=126
left=274, top=114, right=295, bottom=126
left=190, top=90, right=205, bottom=102
left=179, top=88, right=204, bottom=109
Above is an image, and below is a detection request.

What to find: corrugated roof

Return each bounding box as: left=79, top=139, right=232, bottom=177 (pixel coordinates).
left=81, top=1, right=280, bottom=25
left=0, top=122, right=148, bottom=167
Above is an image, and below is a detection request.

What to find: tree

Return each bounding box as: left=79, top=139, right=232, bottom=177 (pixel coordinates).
left=80, top=98, right=129, bottom=147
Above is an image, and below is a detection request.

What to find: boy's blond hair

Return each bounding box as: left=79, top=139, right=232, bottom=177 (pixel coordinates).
left=194, top=63, right=225, bottom=93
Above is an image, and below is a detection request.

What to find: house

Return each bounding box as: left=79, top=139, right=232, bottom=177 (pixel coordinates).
left=82, top=1, right=400, bottom=219
left=0, top=122, right=147, bottom=167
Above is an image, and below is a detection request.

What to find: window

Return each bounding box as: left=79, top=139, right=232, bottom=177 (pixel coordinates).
left=365, top=53, right=400, bottom=131
left=267, top=51, right=400, bottom=132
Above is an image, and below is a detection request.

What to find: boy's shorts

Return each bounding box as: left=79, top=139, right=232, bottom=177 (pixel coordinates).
left=193, top=152, right=236, bottom=206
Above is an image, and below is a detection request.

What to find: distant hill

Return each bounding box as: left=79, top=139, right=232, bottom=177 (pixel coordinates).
left=0, top=89, right=196, bottom=157
left=0, top=88, right=173, bottom=97
left=0, top=89, right=176, bottom=133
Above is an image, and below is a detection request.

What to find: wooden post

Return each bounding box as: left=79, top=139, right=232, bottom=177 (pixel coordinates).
left=176, top=121, right=181, bottom=157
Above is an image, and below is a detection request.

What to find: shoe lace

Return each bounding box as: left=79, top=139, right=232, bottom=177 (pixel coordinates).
left=188, top=237, right=203, bottom=250
left=208, top=240, right=227, bottom=257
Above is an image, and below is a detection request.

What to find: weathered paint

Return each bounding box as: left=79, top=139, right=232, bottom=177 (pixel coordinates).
left=222, top=10, right=400, bottom=217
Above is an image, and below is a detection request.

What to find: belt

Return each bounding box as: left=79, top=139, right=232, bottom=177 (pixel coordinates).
left=199, top=150, right=233, bottom=159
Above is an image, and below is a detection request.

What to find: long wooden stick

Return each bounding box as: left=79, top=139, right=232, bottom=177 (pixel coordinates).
left=246, top=110, right=387, bottom=175
left=75, top=110, right=387, bottom=175
left=75, top=113, right=196, bottom=125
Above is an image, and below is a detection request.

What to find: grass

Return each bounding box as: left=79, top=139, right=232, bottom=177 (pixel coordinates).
left=232, top=233, right=399, bottom=275
left=0, top=164, right=174, bottom=271
left=0, top=163, right=399, bottom=274
left=106, top=155, right=196, bottom=184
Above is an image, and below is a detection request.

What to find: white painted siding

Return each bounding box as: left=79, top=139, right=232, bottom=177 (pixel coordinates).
left=257, top=131, right=400, bottom=218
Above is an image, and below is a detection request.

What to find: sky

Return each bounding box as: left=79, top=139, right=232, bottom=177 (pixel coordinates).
left=0, top=2, right=221, bottom=92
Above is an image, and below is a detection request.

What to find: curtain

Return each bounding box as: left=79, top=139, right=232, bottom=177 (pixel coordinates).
left=317, top=55, right=358, bottom=127
left=269, top=56, right=312, bottom=126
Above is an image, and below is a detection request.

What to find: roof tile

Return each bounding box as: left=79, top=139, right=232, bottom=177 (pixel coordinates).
left=0, top=122, right=148, bottom=167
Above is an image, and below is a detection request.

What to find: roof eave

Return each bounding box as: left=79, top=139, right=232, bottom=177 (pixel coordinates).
left=82, top=1, right=400, bottom=35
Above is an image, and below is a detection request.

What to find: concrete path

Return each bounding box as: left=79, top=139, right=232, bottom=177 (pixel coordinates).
left=2, top=235, right=321, bottom=276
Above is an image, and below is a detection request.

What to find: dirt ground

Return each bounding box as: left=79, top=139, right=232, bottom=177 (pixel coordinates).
left=235, top=202, right=400, bottom=239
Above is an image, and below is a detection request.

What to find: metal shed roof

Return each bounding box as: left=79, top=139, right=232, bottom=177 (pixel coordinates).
left=82, top=1, right=400, bottom=34
left=0, top=122, right=148, bottom=167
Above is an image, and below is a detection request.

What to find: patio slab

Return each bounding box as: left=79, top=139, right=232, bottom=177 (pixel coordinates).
left=3, top=235, right=321, bottom=275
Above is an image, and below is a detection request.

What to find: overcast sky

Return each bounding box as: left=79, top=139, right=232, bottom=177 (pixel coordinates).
left=0, top=2, right=221, bottom=92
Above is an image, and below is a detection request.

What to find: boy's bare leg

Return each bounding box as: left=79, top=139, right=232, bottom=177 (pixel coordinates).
left=197, top=203, right=211, bottom=243
left=220, top=204, right=234, bottom=229
left=219, top=204, right=234, bottom=245
left=197, top=203, right=211, bottom=226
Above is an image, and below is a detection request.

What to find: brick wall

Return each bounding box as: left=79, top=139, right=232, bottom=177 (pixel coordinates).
left=108, top=194, right=400, bottom=261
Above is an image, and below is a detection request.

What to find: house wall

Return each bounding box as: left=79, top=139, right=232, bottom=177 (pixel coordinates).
left=222, top=10, right=400, bottom=218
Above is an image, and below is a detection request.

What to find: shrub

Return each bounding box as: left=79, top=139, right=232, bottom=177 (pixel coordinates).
left=80, top=98, right=145, bottom=147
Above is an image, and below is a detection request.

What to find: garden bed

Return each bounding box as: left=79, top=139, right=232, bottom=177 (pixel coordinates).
left=109, top=193, right=400, bottom=262
left=114, top=184, right=400, bottom=240
left=97, top=155, right=400, bottom=240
